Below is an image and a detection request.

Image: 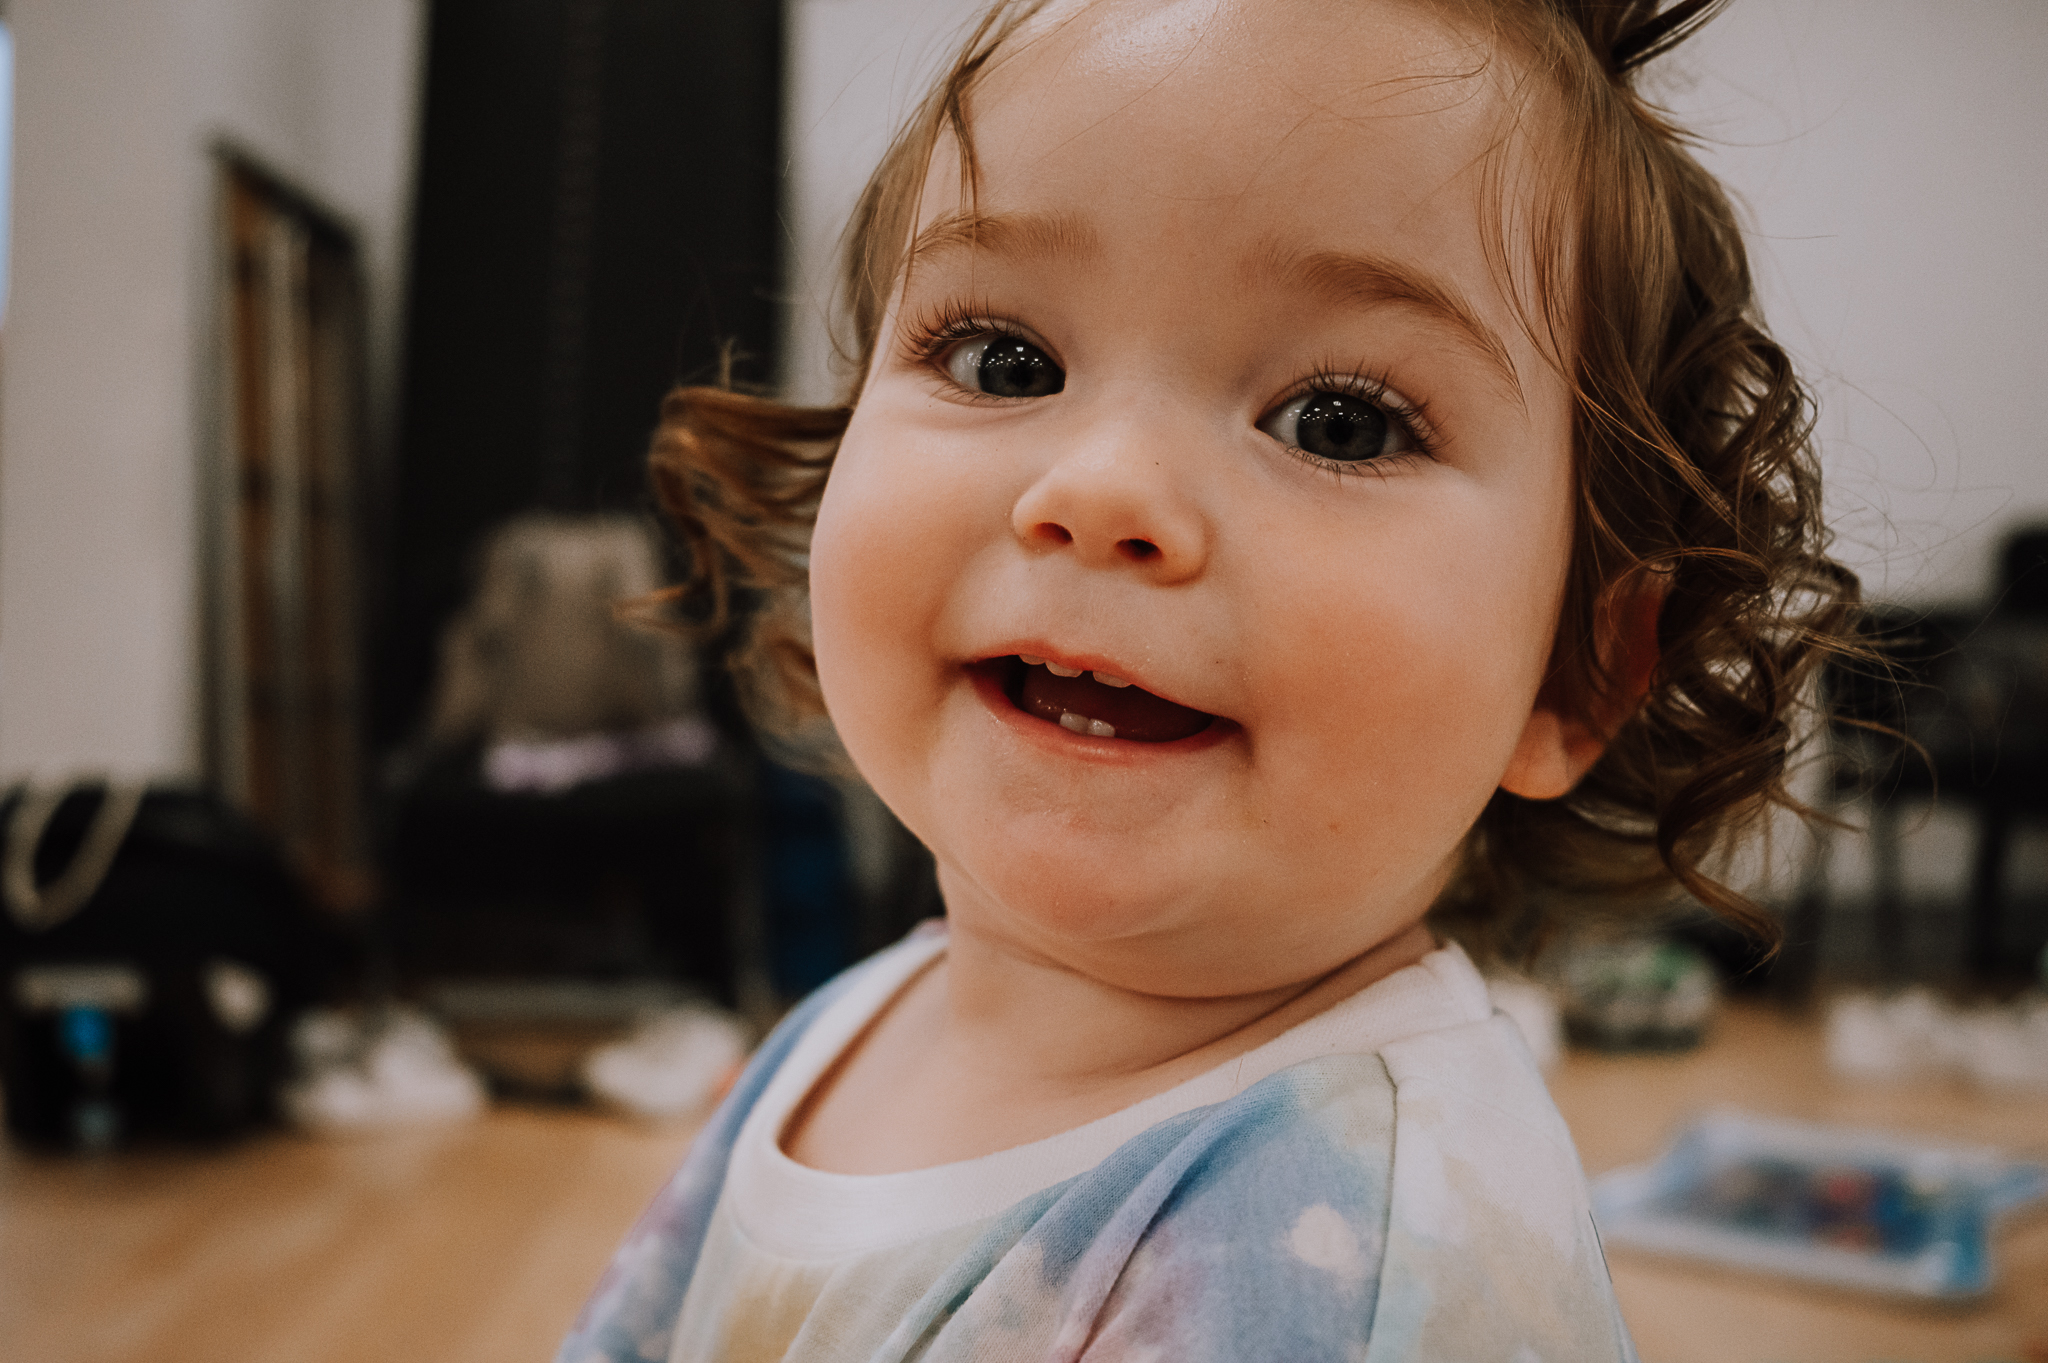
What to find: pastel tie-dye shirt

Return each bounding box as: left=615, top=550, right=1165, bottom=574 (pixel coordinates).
left=558, top=928, right=1638, bottom=1363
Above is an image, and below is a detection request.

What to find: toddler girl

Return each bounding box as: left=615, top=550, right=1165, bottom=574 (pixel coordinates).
left=560, top=0, right=1853, bottom=1358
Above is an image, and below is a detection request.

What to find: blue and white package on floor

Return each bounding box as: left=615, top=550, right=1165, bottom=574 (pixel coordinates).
left=1591, top=1109, right=2048, bottom=1301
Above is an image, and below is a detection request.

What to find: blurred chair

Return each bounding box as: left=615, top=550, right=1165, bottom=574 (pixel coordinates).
left=1782, top=605, right=1966, bottom=991
left=382, top=514, right=761, bottom=1010
left=1995, top=526, right=2048, bottom=619
left=1961, top=526, right=2048, bottom=977
left=1787, top=527, right=2048, bottom=992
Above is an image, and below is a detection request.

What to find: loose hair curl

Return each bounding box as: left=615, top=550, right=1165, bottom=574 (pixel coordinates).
left=648, top=0, right=1859, bottom=954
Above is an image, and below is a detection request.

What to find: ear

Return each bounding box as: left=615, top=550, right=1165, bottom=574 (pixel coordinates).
left=1499, top=586, right=1664, bottom=801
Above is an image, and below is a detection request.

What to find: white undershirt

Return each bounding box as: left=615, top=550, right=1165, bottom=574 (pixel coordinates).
left=725, top=929, right=1495, bottom=1261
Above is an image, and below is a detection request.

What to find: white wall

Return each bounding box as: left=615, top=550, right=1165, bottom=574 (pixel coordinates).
left=189, top=0, right=425, bottom=476
left=1664, top=0, right=2048, bottom=605
left=0, top=0, right=425, bottom=782
left=783, top=0, right=2048, bottom=604
left=782, top=0, right=986, bottom=407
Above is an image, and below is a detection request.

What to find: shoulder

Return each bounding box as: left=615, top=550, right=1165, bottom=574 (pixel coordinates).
left=1122, top=1007, right=1584, bottom=1265
left=1381, top=1010, right=1581, bottom=1176
left=1139, top=1050, right=1405, bottom=1240
left=1366, top=1015, right=1638, bottom=1362
left=1077, top=1019, right=1634, bottom=1362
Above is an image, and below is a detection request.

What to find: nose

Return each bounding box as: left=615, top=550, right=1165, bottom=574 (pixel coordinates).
left=1009, top=422, right=1212, bottom=583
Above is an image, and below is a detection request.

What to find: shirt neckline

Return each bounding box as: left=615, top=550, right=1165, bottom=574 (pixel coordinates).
left=726, top=927, right=1493, bottom=1261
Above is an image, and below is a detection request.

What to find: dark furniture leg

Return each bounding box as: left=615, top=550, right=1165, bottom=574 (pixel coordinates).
left=1968, top=798, right=2011, bottom=981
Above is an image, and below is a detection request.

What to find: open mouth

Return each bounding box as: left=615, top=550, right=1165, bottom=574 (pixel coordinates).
left=978, top=655, right=1217, bottom=744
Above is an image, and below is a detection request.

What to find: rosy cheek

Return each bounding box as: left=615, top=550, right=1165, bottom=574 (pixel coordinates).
left=810, top=463, right=895, bottom=725
left=809, top=430, right=961, bottom=791
left=819, top=456, right=940, bottom=647
left=1242, top=532, right=1547, bottom=823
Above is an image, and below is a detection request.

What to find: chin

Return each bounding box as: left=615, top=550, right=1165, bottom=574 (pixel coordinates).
left=958, top=824, right=1230, bottom=944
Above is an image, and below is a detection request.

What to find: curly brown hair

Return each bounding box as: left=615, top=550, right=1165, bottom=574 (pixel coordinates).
left=647, top=0, right=1859, bottom=955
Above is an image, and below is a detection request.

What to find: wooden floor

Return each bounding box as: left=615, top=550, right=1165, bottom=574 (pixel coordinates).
left=1547, top=1004, right=2048, bottom=1363
left=4, top=1002, right=2045, bottom=1363
left=0, top=1106, right=698, bottom=1363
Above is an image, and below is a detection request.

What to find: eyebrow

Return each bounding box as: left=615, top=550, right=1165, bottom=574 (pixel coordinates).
left=906, top=209, right=1102, bottom=269
left=1248, top=246, right=1524, bottom=404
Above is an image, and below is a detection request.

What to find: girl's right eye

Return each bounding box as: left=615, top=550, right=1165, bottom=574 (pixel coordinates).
left=941, top=335, right=1065, bottom=399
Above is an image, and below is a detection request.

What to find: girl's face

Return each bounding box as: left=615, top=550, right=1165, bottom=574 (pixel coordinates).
left=812, top=0, right=1581, bottom=996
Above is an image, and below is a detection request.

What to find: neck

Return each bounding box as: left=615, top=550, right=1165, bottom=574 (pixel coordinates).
left=931, top=882, right=1439, bottom=1099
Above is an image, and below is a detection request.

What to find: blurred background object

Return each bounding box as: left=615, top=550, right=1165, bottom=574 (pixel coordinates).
left=1551, top=935, right=1723, bottom=1054
left=213, top=160, right=373, bottom=916
left=1, top=782, right=341, bottom=1150
left=1826, top=989, right=2048, bottom=1093
left=0, top=1, right=2044, bottom=1361
left=1776, top=536, right=2048, bottom=996
left=281, top=1001, right=486, bottom=1135
left=1590, top=1110, right=2048, bottom=1303
left=421, top=514, right=700, bottom=762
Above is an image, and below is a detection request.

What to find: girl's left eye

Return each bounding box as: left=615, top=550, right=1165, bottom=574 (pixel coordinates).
left=1258, top=389, right=1415, bottom=464
left=942, top=335, right=1065, bottom=399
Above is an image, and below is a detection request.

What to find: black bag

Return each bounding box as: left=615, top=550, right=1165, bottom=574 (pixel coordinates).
left=0, top=783, right=336, bottom=1149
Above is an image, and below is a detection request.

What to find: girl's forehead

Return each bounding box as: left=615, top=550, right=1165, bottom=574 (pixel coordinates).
left=974, top=0, right=1532, bottom=181
left=1014, top=0, right=1510, bottom=98
left=910, top=0, right=1560, bottom=366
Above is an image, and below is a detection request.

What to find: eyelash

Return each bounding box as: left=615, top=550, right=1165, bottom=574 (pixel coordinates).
left=899, top=302, right=1038, bottom=398
left=1269, top=365, right=1440, bottom=477
left=898, top=305, right=1441, bottom=470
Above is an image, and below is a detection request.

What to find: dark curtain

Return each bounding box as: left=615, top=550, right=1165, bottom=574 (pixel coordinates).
left=377, top=0, right=783, bottom=749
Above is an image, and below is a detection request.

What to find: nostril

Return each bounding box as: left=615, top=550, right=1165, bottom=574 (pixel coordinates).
left=1119, top=538, right=1159, bottom=561
left=1032, top=522, right=1074, bottom=546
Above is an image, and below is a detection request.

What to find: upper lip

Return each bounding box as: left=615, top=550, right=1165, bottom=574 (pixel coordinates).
left=977, top=642, right=1220, bottom=718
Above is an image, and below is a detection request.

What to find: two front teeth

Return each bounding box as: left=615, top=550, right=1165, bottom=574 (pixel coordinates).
left=1019, top=653, right=1127, bottom=740
left=1018, top=654, right=1133, bottom=687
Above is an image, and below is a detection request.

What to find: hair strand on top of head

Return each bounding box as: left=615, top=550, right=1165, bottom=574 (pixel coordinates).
left=1602, top=0, right=1733, bottom=75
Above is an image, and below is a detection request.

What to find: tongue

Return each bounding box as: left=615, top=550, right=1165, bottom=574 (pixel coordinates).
left=1018, top=667, right=1214, bottom=743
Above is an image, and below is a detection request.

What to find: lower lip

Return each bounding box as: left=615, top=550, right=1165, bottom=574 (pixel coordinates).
left=964, top=664, right=1239, bottom=762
